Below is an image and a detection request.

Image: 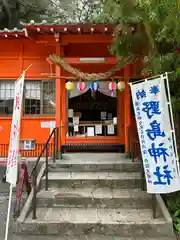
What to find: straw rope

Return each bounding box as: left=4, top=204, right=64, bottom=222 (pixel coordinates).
left=49, top=54, right=133, bottom=80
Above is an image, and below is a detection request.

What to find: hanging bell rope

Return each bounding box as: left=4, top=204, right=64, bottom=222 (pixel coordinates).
left=49, top=54, right=134, bottom=80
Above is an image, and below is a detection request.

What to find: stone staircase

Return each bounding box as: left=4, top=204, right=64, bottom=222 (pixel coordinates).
left=15, top=153, right=176, bottom=239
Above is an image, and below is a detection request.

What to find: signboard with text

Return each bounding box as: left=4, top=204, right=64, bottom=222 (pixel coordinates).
left=130, top=76, right=180, bottom=194
left=6, top=73, right=25, bottom=186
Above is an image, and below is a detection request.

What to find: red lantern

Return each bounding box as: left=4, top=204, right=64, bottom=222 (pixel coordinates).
left=108, top=81, right=116, bottom=96
left=77, top=81, right=86, bottom=92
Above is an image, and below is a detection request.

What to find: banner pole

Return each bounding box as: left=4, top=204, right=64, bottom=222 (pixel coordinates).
left=164, top=73, right=180, bottom=175
left=4, top=184, right=13, bottom=240
left=4, top=66, right=32, bottom=240
left=24, top=64, right=32, bottom=73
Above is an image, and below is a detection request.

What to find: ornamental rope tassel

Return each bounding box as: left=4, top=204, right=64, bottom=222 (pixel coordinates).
left=49, top=54, right=134, bottom=80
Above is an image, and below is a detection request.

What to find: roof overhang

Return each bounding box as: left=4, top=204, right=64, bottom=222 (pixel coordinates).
left=0, top=22, right=116, bottom=39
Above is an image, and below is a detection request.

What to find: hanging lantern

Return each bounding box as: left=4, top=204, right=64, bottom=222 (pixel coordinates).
left=90, top=81, right=99, bottom=91
left=77, top=81, right=86, bottom=92
left=65, top=81, right=74, bottom=91
left=117, top=81, right=125, bottom=92
left=108, top=81, right=116, bottom=96
left=90, top=81, right=99, bottom=98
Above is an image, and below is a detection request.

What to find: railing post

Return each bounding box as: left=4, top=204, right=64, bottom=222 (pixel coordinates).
left=53, top=129, right=56, bottom=163
left=45, top=144, right=49, bottom=191
left=59, top=124, right=62, bottom=160
left=152, top=194, right=157, bottom=218
left=140, top=157, right=146, bottom=191
left=132, top=141, right=135, bottom=162
left=56, top=127, right=59, bottom=160
left=32, top=168, right=37, bottom=219
left=128, top=127, right=131, bottom=158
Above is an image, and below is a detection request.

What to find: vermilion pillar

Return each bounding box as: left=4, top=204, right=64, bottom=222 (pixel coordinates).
left=124, top=65, right=131, bottom=153
left=117, top=90, right=124, bottom=144
left=55, top=43, right=67, bottom=154
left=55, top=43, right=61, bottom=153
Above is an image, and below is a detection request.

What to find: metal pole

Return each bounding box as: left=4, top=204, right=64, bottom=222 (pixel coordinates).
left=32, top=169, right=37, bottom=219
left=53, top=129, right=56, bottom=163
left=152, top=194, right=156, bottom=218
left=164, top=73, right=180, bottom=175
left=4, top=184, right=13, bottom=240
left=45, top=145, right=49, bottom=191
left=128, top=127, right=131, bottom=158
left=132, top=140, right=135, bottom=162
left=56, top=127, right=59, bottom=160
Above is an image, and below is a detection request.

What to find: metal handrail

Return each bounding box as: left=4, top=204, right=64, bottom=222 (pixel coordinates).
left=30, top=128, right=57, bottom=177
left=31, top=127, right=58, bottom=219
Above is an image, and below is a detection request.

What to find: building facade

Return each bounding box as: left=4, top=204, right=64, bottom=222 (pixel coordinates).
left=0, top=23, right=142, bottom=158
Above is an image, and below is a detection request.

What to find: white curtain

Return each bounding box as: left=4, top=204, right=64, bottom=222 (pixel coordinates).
left=68, top=81, right=90, bottom=98
left=98, top=81, right=117, bottom=98
left=0, top=81, right=41, bottom=100
left=25, top=82, right=40, bottom=100
left=0, top=82, right=14, bottom=100
left=68, top=81, right=117, bottom=98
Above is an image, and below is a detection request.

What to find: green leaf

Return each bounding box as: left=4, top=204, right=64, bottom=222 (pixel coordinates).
left=175, top=210, right=180, bottom=217
left=174, top=223, right=180, bottom=232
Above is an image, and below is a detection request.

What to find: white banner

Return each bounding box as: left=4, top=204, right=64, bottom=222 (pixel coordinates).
left=130, top=76, right=180, bottom=194
left=6, top=73, right=25, bottom=186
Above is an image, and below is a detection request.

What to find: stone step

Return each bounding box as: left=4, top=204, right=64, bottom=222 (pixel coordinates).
left=41, top=172, right=142, bottom=189
left=49, top=158, right=141, bottom=172
left=36, top=187, right=152, bottom=209
left=16, top=207, right=173, bottom=237
left=62, top=153, right=127, bottom=161
left=12, top=235, right=176, bottom=240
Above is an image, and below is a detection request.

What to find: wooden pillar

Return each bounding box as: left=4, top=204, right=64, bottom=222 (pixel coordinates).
left=55, top=43, right=67, bottom=154
left=117, top=91, right=124, bottom=144
left=61, top=75, right=66, bottom=144
left=124, top=65, right=131, bottom=153
left=55, top=44, right=61, bottom=153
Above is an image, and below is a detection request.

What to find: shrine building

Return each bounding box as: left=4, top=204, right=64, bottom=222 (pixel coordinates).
left=0, top=22, right=144, bottom=158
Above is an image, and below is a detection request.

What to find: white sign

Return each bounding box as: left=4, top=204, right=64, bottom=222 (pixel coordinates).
left=130, top=76, right=180, bottom=194
left=100, top=111, right=106, bottom=120
left=108, top=125, right=114, bottom=135
left=41, top=121, right=56, bottom=135
left=68, top=109, right=73, bottom=118
left=95, top=125, right=102, bottom=135
left=74, top=125, right=79, bottom=132
left=73, top=116, right=79, bottom=125
left=113, top=117, right=117, bottom=125
left=41, top=121, right=56, bottom=128
left=87, top=127, right=95, bottom=136
left=41, top=122, right=50, bottom=128
left=6, top=73, right=25, bottom=186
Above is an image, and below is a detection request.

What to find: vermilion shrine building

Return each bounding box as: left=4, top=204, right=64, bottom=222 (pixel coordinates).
left=0, top=22, right=143, bottom=158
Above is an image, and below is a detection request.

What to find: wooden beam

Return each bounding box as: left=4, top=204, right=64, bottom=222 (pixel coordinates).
left=60, top=34, right=113, bottom=44
left=63, top=57, right=117, bottom=65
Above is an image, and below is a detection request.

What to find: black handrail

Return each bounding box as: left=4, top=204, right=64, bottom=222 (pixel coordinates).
left=30, top=128, right=57, bottom=177
left=31, top=127, right=58, bottom=219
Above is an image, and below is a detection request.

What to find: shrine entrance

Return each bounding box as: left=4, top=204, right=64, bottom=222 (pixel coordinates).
left=67, top=85, right=118, bottom=138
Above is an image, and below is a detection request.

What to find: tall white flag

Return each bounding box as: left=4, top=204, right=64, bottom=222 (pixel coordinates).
left=130, top=75, right=180, bottom=194
left=6, top=73, right=25, bottom=186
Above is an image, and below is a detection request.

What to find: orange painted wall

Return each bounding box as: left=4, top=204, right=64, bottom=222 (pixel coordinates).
left=0, top=37, right=56, bottom=157
left=0, top=38, right=56, bottom=79
left=0, top=117, right=55, bottom=145
left=0, top=34, right=139, bottom=155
